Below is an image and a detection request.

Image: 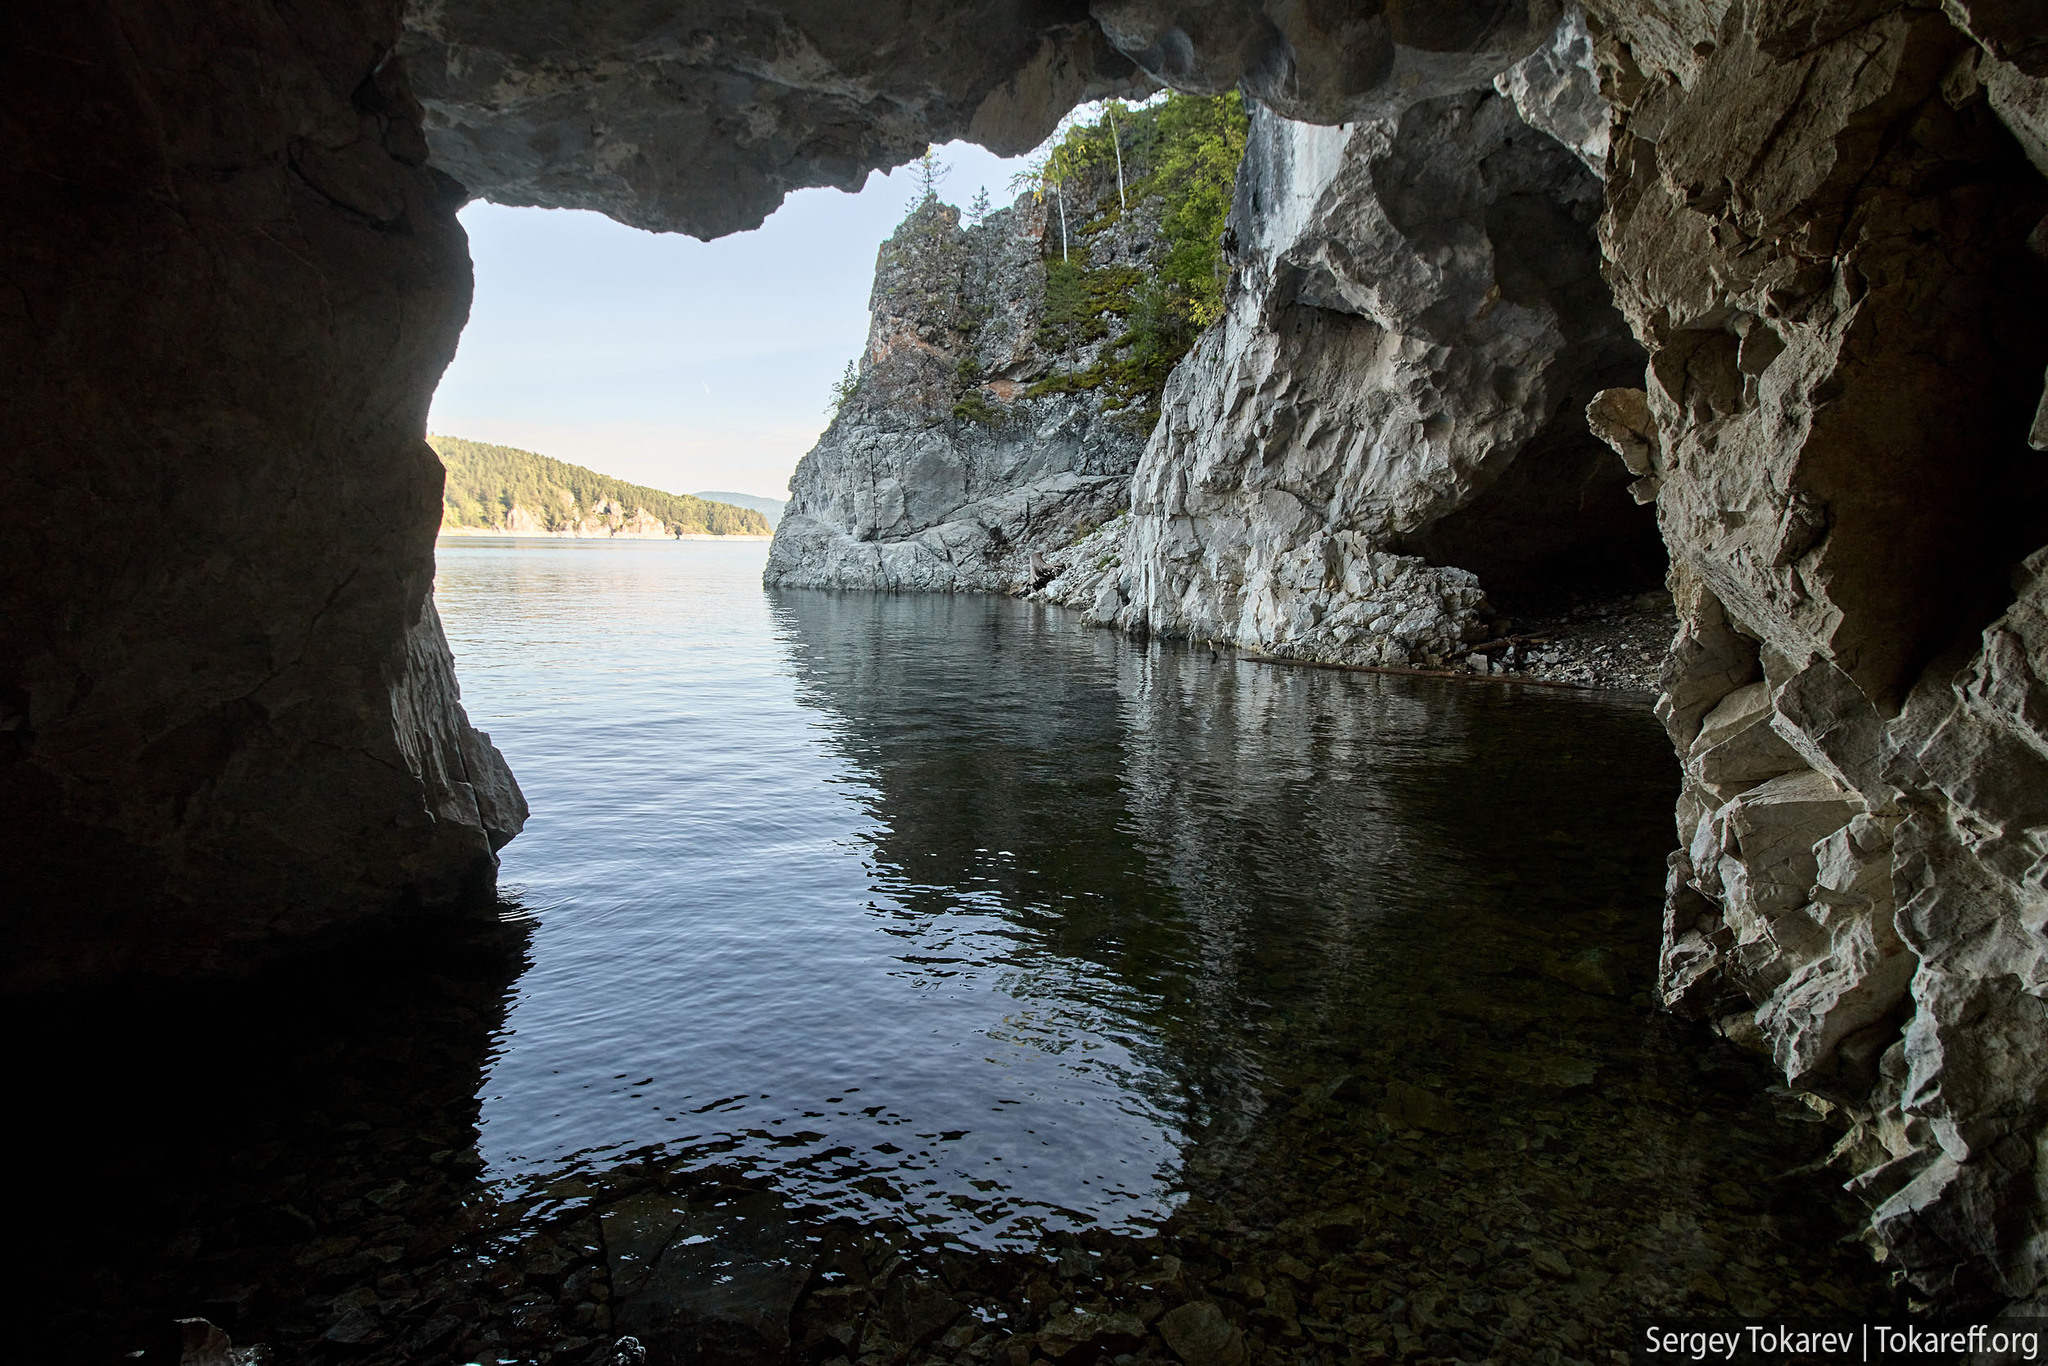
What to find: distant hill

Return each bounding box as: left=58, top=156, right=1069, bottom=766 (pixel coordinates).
left=694, top=491, right=786, bottom=526
left=431, top=436, right=772, bottom=538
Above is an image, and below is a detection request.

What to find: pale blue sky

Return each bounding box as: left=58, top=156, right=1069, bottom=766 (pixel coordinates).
left=429, top=140, right=1033, bottom=501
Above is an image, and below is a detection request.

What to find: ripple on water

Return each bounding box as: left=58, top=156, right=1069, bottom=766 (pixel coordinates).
left=11, top=537, right=1895, bottom=1365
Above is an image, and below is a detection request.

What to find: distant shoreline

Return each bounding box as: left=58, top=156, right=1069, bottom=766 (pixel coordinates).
left=437, top=528, right=773, bottom=542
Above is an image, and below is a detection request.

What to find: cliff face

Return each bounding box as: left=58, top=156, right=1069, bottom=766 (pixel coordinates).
left=1588, top=4, right=2048, bottom=1305
left=1040, top=27, right=1659, bottom=665
left=765, top=195, right=1154, bottom=592
left=1, top=0, right=525, bottom=991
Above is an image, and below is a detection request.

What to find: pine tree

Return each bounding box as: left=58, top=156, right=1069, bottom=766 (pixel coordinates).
left=913, top=146, right=949, bottom=203
left=967, top=186, right=991, bottom=225
left=828, top=359, right=859, bottom=416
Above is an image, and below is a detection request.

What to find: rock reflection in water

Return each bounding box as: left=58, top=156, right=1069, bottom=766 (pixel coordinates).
left=14, top=564, right=1896, bottom=1364
left=767, top=592, right=1894, bottom=1354
left=6, top=916, right=531, bottom=1364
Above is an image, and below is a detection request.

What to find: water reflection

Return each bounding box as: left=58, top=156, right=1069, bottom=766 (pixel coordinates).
left=11, top=543, right=1896, bottom=1364
left=766, top=588, right=1891, bottom=1338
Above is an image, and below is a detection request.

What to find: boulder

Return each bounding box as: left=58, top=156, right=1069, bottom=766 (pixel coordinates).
left=1157, top=1301, right=1246, bottom=1366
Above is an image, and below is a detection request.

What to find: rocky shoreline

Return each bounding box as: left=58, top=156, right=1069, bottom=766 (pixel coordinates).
left=1474, top=591, right=1676, bottom=694
left=1018, top=587, right=1679, bottom=699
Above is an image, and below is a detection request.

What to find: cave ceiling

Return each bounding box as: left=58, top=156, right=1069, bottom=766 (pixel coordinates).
left=399, top=0, right=1565, bottom=235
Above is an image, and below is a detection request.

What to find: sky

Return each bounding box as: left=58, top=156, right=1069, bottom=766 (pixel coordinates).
left=427, top=140, right=1034, bottom=502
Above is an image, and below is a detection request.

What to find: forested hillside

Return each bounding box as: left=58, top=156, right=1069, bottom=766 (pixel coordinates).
left=431, top=436, right=771, bottom=536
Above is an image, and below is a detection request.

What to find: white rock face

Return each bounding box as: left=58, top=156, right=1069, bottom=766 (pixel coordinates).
left=1494, top=5, right=1610, bottom=174
left=1597, top=1, right=2048, bottom=1303
left=1040, top=76, right=1652, bottom=665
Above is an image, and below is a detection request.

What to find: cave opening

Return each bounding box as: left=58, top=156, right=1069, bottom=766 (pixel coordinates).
left=18, top=0, right=2048, bottom=1354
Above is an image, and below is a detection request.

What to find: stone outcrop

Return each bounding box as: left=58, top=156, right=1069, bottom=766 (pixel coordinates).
left=765, top=195, right=1148, bottom=594
left=1, top=0, right=525, bottom=990
left=1040, top=23, right=1659, bottom=668
left=1587, top=1, right=2048, bottom=1306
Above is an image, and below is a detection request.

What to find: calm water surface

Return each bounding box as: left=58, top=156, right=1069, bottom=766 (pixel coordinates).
left=442, top=537, right=1185, bottom=1240
left=20, top=536, right=1895, bottom=1364
left=434, top=539, right=1881, bottom=1257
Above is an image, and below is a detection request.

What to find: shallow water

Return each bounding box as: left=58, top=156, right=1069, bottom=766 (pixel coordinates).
left=14, top=537, right=1894, bottom=1364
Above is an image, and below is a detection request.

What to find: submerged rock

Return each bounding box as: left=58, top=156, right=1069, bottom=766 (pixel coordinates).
left=603, top=1187, right=816, bottom=1365
left=1157, top=1301, right=1245, bottom=1366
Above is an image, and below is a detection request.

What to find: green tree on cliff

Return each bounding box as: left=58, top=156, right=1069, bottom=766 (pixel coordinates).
left=1149, top=92, right=1247, bottom=327
left=829, top=359, right=860, bottom=416
left=913, top=147, right=949, bottom=203
left=1022, top=92, right=1249, bottom=423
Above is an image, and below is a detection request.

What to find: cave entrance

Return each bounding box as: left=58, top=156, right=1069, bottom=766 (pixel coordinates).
left=425, top=141, right=1030, bottom=534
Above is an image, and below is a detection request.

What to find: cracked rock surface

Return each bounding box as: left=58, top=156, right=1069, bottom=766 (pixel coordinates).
left=1039, top=29, right=1658, bottom=668
left=765, top=195, right=1146, bottom=595
left=1592, top=0, right=2048, bottom=1306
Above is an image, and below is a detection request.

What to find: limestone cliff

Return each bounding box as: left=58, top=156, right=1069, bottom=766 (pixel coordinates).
left=1040, top=31, right=1659, bottom=666
left=766, top=173, right=1162, bottom=592
left=1586, top=2, right=2048, bottom=1306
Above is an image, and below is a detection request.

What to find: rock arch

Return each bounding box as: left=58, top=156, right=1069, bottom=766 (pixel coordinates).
left=7, top=0, right=2048, bottom=1306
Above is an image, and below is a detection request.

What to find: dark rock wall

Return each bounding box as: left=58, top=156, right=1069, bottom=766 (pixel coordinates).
left=0, top=1, right=523, bottom=989
left=400, top=0, right=1151, bottom=237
